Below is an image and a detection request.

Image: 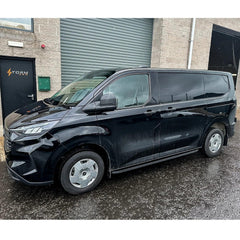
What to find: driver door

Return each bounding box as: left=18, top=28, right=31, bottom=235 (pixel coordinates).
left=95, top=73, right=160, bottom=170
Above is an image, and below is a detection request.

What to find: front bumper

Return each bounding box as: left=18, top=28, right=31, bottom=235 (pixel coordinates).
left=7, top=163, right=53, bottom=186
left=4, top=129, right=58, bottom=186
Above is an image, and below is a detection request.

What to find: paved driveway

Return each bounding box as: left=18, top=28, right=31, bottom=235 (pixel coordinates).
left=0, top=121, right=240, bottom=219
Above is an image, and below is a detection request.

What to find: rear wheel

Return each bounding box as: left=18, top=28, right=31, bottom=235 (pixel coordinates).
left=60, top=151, right=105, bottom=195
left=203, top=128, right=224, bottom=158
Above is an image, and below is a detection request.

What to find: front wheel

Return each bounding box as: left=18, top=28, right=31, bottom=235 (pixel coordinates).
left=203, top=128, right=224, bottom=158
left=60, top=151, right=105, bottom=195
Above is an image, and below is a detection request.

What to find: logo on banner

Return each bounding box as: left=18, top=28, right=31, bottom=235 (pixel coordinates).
left=7, top=68, right=12, bottom=77
left=7, top=68, right=29, bottom=77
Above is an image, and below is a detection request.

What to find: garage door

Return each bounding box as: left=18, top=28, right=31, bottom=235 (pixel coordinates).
left=60, top=18, right=153, bottom=86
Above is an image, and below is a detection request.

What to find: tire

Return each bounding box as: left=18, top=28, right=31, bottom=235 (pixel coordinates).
left=60, top=151, right=105, bottom=195
left=203, top=128, right=224, bottom=158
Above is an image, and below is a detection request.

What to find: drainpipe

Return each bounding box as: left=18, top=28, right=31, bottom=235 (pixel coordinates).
left=187, top=18, right=196, bottom=69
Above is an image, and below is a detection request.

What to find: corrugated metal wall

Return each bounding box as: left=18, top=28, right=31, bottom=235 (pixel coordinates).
left=60, top=18, right=153, bottom=86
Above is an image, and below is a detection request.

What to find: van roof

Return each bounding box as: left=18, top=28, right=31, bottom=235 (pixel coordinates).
left=112, top=67, right=233, bottom=76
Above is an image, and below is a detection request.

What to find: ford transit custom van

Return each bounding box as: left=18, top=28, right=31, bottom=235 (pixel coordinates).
left=4, top=68, right=237, bottom=194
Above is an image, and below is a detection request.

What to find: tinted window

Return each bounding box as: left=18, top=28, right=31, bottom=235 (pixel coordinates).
left=204, top=75, right=229, bottom=98
left=103, top=74, right=149, bottom=109
left=157, top=73, right=204, bottom=104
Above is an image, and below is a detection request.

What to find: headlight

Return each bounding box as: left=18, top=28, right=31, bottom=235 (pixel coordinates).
left=10, top=121, right=59, bottom=135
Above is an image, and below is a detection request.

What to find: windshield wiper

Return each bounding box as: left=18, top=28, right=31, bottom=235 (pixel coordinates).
left=44, top=98, right=62, bottom=106
left=59, top=102, right=77, bottom=108
left=43, top=98, right=54, bottom=104
left=44, top=97, right=78, bottom=108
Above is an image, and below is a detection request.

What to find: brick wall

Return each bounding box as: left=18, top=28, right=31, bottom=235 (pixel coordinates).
left=0, top=18, right=61, bottom=135
left=151, top=18, right=192, bottom=68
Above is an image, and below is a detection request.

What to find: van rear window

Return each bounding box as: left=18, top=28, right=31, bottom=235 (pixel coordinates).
left=157, top=73, right=204, bottom=104
left=204, top=75, right=229, bottom=98
left=154, top=73, right=230, bottom=104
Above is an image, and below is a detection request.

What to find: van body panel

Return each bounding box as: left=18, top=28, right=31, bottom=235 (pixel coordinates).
left=96, top=106, right=158, bottom=169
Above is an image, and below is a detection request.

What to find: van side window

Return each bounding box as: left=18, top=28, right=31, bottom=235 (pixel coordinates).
left=204, top=75, right=229, bottom=98
left=157, top=73, right=204, bottom=104
left=103, top=74, right=150, bottom=109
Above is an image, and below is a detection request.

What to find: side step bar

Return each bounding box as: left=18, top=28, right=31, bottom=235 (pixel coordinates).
left=111, top=149, right=199, bottom=175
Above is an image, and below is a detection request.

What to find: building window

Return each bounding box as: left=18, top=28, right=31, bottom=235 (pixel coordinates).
left=0, top=18, right=33, bottom=32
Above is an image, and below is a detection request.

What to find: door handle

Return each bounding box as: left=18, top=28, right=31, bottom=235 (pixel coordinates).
left=167, top=106, right=176, bottom=112
left=144, top=110, right=158, bottom=116
left=27, top=94, right=34, bottom=101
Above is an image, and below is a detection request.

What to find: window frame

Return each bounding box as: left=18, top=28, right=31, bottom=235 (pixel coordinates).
left=93, top=72, right=152, bottom=110
left=0, top=18, right=34, bottom=32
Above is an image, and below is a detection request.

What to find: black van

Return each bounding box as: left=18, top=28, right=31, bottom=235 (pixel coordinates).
left=4, top=68, right=237, bottom=194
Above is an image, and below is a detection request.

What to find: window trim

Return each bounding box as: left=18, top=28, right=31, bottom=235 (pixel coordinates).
left=92, top=73, right=152, bottom=110
left=0, top=18, right=34, bottom=32
left=135, top=92, right=231, bottom=112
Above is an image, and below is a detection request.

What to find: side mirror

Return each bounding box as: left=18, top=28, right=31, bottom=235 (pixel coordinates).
left=100, top=93, right=117, bottom=107
left=83, top=94, right=117, bottom=114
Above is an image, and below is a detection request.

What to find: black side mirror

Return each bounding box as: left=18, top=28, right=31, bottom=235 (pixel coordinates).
left=100, top=93, right=117, bottom=106
left=83, top=94, right=117, bottom=114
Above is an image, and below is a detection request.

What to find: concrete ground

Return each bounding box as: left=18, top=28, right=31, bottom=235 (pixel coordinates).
left=0, top=111, right=240, bottom=219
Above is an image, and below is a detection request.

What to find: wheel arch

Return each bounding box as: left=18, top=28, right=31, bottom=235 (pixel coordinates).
left=200, top=118, right=229, bottom=147
left=53, top=142, right=111, bottom=183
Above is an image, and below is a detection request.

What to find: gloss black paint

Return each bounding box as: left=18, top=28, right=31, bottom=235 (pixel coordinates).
left=4, top=68, right=237, bottom=186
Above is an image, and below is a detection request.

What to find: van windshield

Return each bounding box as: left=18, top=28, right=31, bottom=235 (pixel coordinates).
left=46, top=70, right=116, bottom=107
